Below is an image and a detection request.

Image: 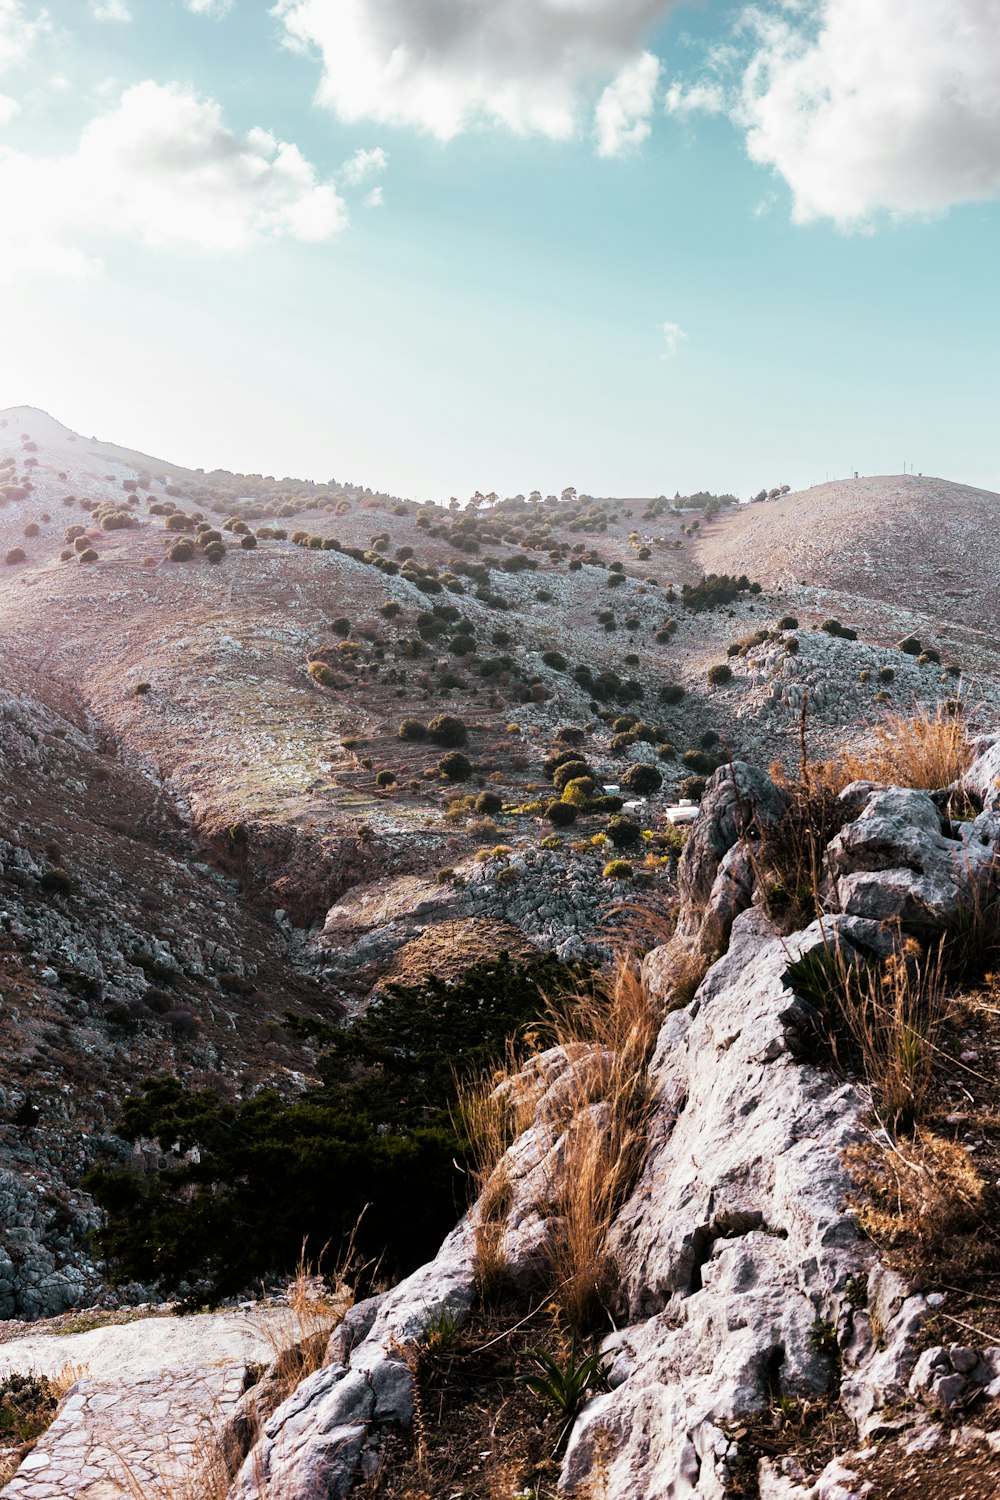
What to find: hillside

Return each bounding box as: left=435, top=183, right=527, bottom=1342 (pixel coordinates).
left=696, top=473, right=1000, bottom=657
left=1, top=408, right=999, bottom=1326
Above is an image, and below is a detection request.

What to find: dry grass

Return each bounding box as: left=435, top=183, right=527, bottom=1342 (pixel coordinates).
left=0, top=1363, right=87, bottom=1485
left=791, top=933, right=950, bottom=1131
left=838, top=939, right=951, bottom=1131
left=456, top=947, right=661, bottom=1330
left=543, top=953, right=661, bottom=1330
left=838, top=702, right=973, bottom=791
left=844, top=1129, right=985, bottom=1254
left=259, top=1241, right=356, bottom=1407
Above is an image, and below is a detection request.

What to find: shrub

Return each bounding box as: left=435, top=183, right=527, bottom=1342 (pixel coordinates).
left=398, top=718, right=428, bottom=741
left=428, top=713, right=468, bottom=747
left=602, top=859, right=634, bottom=880
left=659, top=682, right=685, bottom=705
left=552, top=759, right=590, bottom=792
left=38, top=867, right=72, bottom=894
left=679, top=775, right=706, bottom=800
left=897, top=635, right=922, bottom=656
left=777, top=615, right=799, bottom=630
left=78, top=548, right=98, bottom=564
left=707, top=663, right=732, bottom=687
left=375, top=770, right=397, bottom=788
left=474, top=791, right=503, bottom=815
left=240, top=533, right=258, bottom=550
left=330, top=617, right=351, bottom=637
left=606, top=816, right=641, bottom=848
left=4, top=548, right=26, bottom=565
left=820, top=619, right=858, bottom=640
left=555, top=726, right=585, bottom=746
left=682, top=748, right=715, bottom=775
left=439, top=751, right=472, bottom=780
left=541, top=650, right=567, bottom=671
left=168, top=540, right=195, bottom=562
left=562, top=776, right=597, bottom=808
left=307, top=661, right=336, bottom=687
left=24, top=522, right=39, bottom=538
left=547, top=800, right=577, bottom=826
left=621, top=762, right=662, bottom=795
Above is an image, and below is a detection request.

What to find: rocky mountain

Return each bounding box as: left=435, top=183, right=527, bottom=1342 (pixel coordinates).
left=2, top=408, right=1000, bottom=1495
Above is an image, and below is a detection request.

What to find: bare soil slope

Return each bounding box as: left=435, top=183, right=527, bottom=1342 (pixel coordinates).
left=696, top=473, right=1000, bottom=639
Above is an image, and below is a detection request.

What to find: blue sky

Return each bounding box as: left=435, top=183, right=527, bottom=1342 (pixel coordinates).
left=0, top=0, right=997, bottom=501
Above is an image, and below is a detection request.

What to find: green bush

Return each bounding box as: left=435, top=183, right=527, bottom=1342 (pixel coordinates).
left=546, top=800, right=577, bottom=826
left=897, top=635, right=921, bottom=656
left=679, top=775, right=706, bottom=800
left=474, top=791, right=503, bottom=815
left=602, top=859, right=634, bottom=880
left=84, top=956, right=580, bottom=1302
left=439, top=751, right=472, bottom=780
left=428, top=713, right=468, bottom=747
left=659, top=682, right=685, bottom=705
left=777, top=615, right=799, bottom=630
left=877, top=666, right=895, bottom=683
left=707, top=663, right=732, bottom=687
left=552, top=759, right=590, bottom=792
left=398, top=718, right=428, bottom=741
left=554, top=726, right=585, bottom=746
left=330, top=617, right=351, bottom=638
left=606, top=816, right=641, bottom=848
left=561, top=776, right=597, bottom=807
left=621, top=762, right=662, bottom=794
left=541, top=650, right=567, bottom=671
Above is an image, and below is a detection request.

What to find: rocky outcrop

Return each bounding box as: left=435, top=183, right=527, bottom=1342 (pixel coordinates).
left=222, top=743, right=1000, bottom=1498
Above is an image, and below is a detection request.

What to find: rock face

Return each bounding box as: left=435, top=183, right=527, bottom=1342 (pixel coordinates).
left=220, top=745, right=1000, bottom=1499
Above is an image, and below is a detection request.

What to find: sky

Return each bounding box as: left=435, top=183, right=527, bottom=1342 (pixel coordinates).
left=0, top=0, right=998, bottom=501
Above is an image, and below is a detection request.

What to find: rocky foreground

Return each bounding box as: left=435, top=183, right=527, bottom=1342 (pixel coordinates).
left=5, top=737, right=1000, bottom=1496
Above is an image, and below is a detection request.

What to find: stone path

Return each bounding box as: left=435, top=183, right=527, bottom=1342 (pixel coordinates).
left=0, top=1309, right=286, bottom=1499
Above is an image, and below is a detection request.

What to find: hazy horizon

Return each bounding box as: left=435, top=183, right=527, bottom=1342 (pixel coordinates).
left=0, top=1, right=997, bottom=500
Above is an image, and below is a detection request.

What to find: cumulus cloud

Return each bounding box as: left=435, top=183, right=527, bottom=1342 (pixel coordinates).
left=0, top=81, right=348, bottom=281
left=595, top=51, right=661, bottom=157
left=659, top=320, right=686, bottom=355
left=671, top=0, right=1000, bottom=227
left=185, top=0, right=235, bottom=16
left=341, top=145, right=387, bottom=184
left=364, top=184, right=383, bottom=207
left=91, top=0, right=131, bottom=20
left=272, top=0, right=680, bottom=143
left=0, top=91, right=18, bottom=122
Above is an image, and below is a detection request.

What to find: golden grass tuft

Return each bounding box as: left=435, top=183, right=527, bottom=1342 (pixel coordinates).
left=837, top=939, right=950, bottom=1131
left=456, top=946, right=662, bottom=1330
left=844, top=1129, right=985, bottom=1252
left=838, top=702, right=973, bottom=791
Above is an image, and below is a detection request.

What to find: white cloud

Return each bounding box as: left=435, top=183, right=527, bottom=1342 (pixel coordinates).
left=0, top=90, right=18, bottom=122
left=0, top=0, right=46, bottom=73
left=364, top=184, right=383, bottom=207
left=272, top=0, right=682, bottom=142
left=673, top=0, right=1000, bottom=228
left=91, top=0, right=131, bottom=20
left=0, top=80, right=349, bottom=281
left=594, top=51, right=661, bottom=157
left=341, top=144, right=387, bottom=184
left=184, top=0, right=234, bottom=15
left=659, top=320, right=687, bottom=355
left=664, top=79, right=725, bottom=119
